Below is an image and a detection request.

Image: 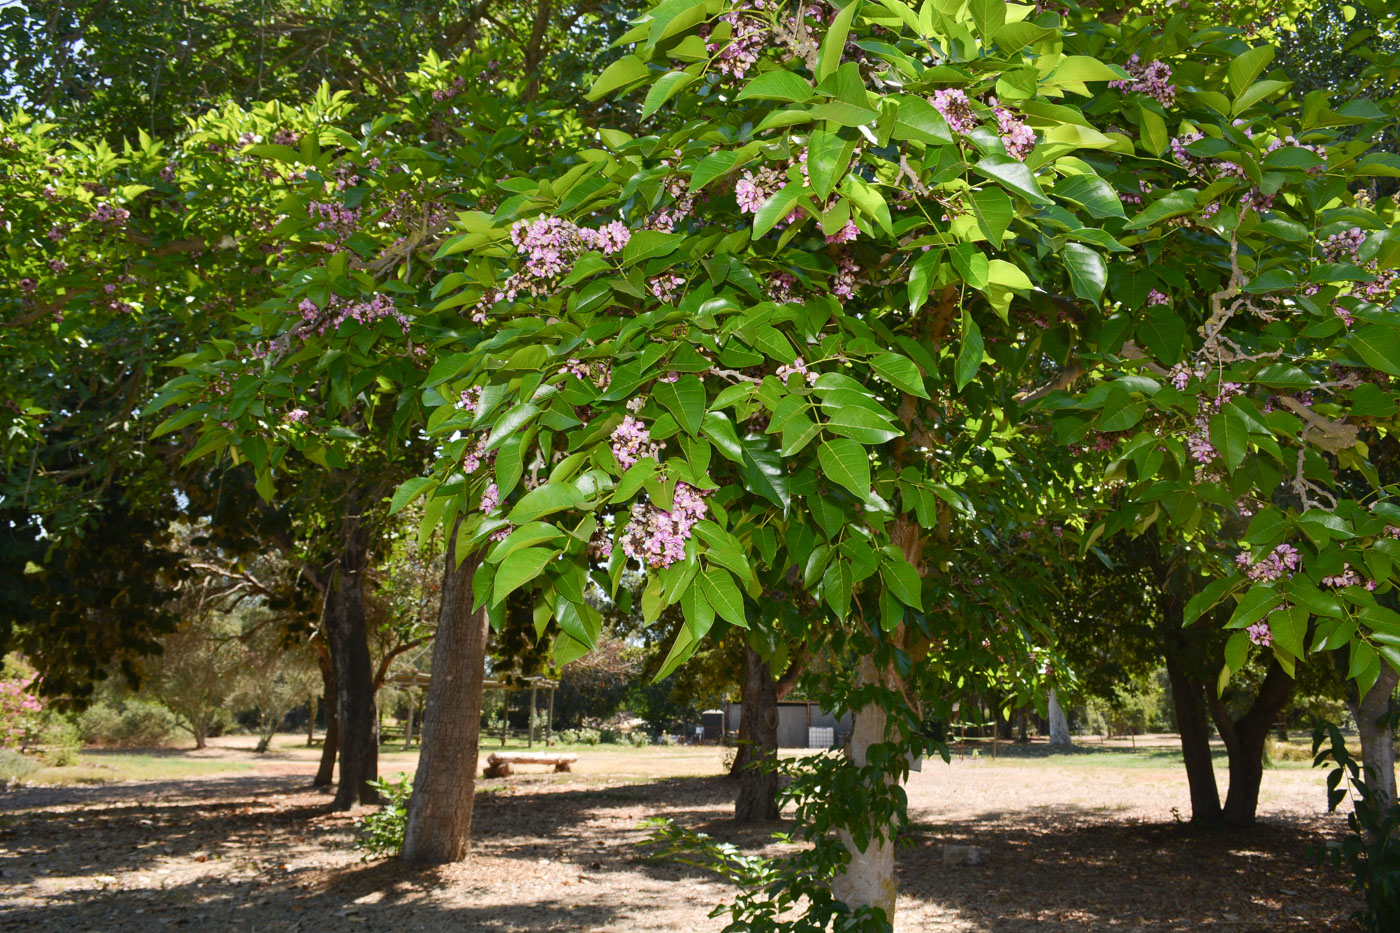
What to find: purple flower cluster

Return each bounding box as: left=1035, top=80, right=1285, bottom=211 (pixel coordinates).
left=458, top=386, right=482, bottom=413
left=561, top=358, right=612, bottom=389
left=285, top=408, right=309, bottom=424
left=736, top=165, right=784, bottom=214
left=650, top=274, right=686, bottom=304
left=471, top=216, right=633, bottom=322
left=1265, top=136, right=1326, bottom=174
left=1147, top=289, right=1170, bottom=306
left=611, top=416, right=662, bottom=469
left=89, top=202, right=130, bottom=225
left=932, top=89, right=978, bottom=135
left=307, top=201, right=361, bottom=239
left=704, top=1, right=768, bottom=80
left=619, top=483, right=709, bottom=568
left=768, top=271, right=798, bottom=303
left=1321, top=228, right=1367, bottom=264
left=825, top=220, right=859, bottom=245
left=1235, top=543, right=1300, bottom=582
left=1321, top=568, right=1375, bottom=590
left=480, top=482, right=500, bottom=512
left=297, top=293, right=410, bottom=337
left=464, top=435, right=495, bottom=474
left=1109, top=55, right=1176, bottom=108
left=990, top=99, right=1036, bottom=161
left=831, top=255, right=860, bottom=299
left=776, top=356, right=818, bottom=385
left=1246, top=620, right=1272, bottom=647
left=1186, top=432, right=1216, bottom=464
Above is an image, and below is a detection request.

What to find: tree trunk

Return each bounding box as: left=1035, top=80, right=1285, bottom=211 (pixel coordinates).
left=315, top=646, right=338, bottom=787
left=402, top=539, right=491, bottom=864
left=1350, top=664, right=1399, bottom=813
left=734, top=645, right=781, bottom=823
left=1210, top=660, right=1295, bottom=826
left=830, top=654, right=900, bottom=924
left=307, top=691, right=317, bottom=747
left=1164, top=648, right=1221, bottom=823
left=1047, top=687, right=1072, bottom=747
left=324, top=495, right=379, bottom=810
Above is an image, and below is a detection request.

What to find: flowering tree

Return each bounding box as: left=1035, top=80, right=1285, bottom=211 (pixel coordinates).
left=366, top=0, right=1398, bottom=921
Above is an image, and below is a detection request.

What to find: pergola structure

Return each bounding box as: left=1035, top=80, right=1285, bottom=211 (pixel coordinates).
left=385, top=671, right=560, bottom=747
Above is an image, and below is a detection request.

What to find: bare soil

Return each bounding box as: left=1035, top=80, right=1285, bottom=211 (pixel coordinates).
left=0, top=735, right=1362, bottom=931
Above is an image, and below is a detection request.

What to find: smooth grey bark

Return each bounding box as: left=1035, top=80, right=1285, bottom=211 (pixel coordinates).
left=1350, top=664, right=1399, bottom=813
left=401, top=534, right=490, bottom=864
left=1047, top=688, right=1072, bottom=747
left=830, top=654, right=899, bottom=923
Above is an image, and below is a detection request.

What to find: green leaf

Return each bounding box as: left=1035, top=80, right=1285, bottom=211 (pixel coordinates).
left=740, top=440, right=791, bottom=508
left=1227, top=45, right=1274, bottom=97
left=1227, top=582, right=1281, bottom=630
left=1184, top=576, right=1238, bottom=625
left=491, top=547, right=559, bottom=606
left=807, top=127, right=855, bottom=202
left=486, top=522, right=565, bottom=563
left=1137, top=104, right=1168, bottom=155
left=689, top=150, right=741, bottom=192
left=1097, top=385, right=1145, bottom=432
left=1270, top=606, right=1308, bottom=659
left=955, top=309, right=984, bottom=391
left=588, top=56, right=650, bottom=101
left=974, top=154, right=1051, bottom=205
left=654, top=374, right=706, bottom=436
left=698, top=568, right=747, bottom=627
left=702, top=412, right=745, bottom=462
left=1125, top=190, right=1198, bottom=229
left=1349, top=324, right=1400, bottom=377
left=825, top=406, right=903, bottom=443
left=817, top=0, right=861, bottom=82
left=1052, top=174, right=1127, bottom=219
left=484, top=402, right=539, bottom=451
left=642, top=70, right=697, bottom=118
left=1137, top=305, right=1187, bottom=364
left=737, top=70, right=816, bottom=102
left=1063, top=243, right=1106, bottom=304
left=891, top=95, right=954, bottom=145
left=508, top=483, right=578, bottom=523
left=390, top=477, right=433, bottom=514
left=871, top=352, right=928, bottom=398
left=1210, top=403, right=1250, bottom=472
left=818, top=437, right=871, bottom=497
left=810, top=99, right=878, bottom=126
left=841, top=174, right=892, bottom=233
left=880, top=556, right=923, bottom=609
left=622, top=230, right=684, bottom=265
left=969, top=187, right=1014, bottom=244
left=753, top=183, right=805, bottom=238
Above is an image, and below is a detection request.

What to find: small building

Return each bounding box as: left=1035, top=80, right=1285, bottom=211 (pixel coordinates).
left=723, top=700, right=852, bottom=748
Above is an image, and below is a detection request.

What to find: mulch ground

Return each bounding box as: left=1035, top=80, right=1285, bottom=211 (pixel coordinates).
left=0, top=752, right=1364, bottom=932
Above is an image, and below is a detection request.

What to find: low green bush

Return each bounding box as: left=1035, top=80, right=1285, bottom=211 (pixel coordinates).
left=0, top=749, right=40, bottom=785
left=77, top=700, right=181, bottom=747
left=356, top=773, right=413, bottom=859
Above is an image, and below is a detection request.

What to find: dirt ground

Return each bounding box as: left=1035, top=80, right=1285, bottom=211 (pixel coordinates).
left=0, top=735, right=1363, bottom=932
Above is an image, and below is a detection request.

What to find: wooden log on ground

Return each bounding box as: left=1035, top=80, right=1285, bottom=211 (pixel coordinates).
left=484, top=752, right=578, bottom=776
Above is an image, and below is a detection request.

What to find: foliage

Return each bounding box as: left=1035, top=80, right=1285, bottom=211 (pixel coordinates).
left=1310, top=721, right=1400, bottom=932
left=0, top=749, right=41, bottom=786
left=355, top=772, right=414, bottom=858
left=75, top=698, right=183, bottom=747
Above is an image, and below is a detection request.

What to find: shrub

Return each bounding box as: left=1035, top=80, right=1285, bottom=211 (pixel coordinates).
left=77, top=700, right=180, bottom=747
left=0, top=749, right=40, bottom=785
left=626, top=731, right=652, bottom=747
left=356, top=773, right=413, bottom=859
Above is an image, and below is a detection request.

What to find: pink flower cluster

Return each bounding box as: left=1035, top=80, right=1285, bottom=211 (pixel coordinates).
left=0, top=678, right=42, bottom=750
left=1235, top=543, right=1300, bottom=582
left=1109, top=55, right=1175, bottom=108
left=562, top=358, right=612, bottom=389
left=89, top=202, right=130, bottom=225
left=704, top=0, right=768, bottom=80
left=307, top=201, right=361, bottom=239
left=285, top=408, right=309, bottom=423
left=1246, top=619, right=1272, bottom=647
left=611, top=416, right=662, bottom=469
left=932, top=89, right=978, bottom=135
left=990, top=98, right=1036, bottom=161
left=480, top=482, right=500, bottom=512
left=471, top=216, right=632, bottom=322
left=650, top=274, right=686, bottom=304
left=619, top=483, right=709, bottom=568
left=768, top=271, right=798, bottom=303
left=458, top=386, right=482, bottom=413
left=1147, top=289, right=1170, bottom=306
left=464, top=436, right=495, bottom=473
left=1321, top=568, right=1375, bottom=590
left=831, top=255, right=860, bottom=299
left=777, top=356, right=818, bottom=385
left=736, top=165, right=784, bottom=214
left=297, top=293, right=410, bottom=337
left=825, top=220, right=859, bottom=245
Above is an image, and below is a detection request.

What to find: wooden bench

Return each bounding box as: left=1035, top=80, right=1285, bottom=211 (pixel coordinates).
left=483, top=752, right=578, bottom=777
